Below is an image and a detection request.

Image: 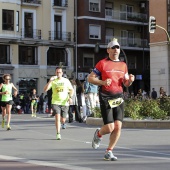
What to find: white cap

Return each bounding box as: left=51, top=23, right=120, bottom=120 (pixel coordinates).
left=107, top=38, right=120, bottom=48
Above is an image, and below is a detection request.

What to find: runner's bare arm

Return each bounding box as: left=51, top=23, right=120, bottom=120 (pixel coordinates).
left=44, top=80, right=52, bottom=92
left=88, top=72, right=110, bottom=86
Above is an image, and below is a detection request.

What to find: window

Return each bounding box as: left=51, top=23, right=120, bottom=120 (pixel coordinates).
left=105, top=2, right=113, bottom=17
left=47, top=48, right=67, bottom=66
left=83, top=53, right=94, bottom=67
left=89, top=25, right=101, bottom=39
left=89, top=0, right=100, bottom=12
left=2, top=10, right=14, bottom=31
left=128, top=31, right=135, bottom=46
left=0, top=45, right=10, bottom=64
left=18, top=78, right=37, bottom=94
left=120, top=4, right=133, bottom=20
left=24, top=13, right=33, bottom=38
left=121, top=30, right=128, bottom=46
left=128, top=56, right=136, bottom=69
left=121, top=30, right=135, bottom=47
left=19, top=46, right=38, bottom=65
left=106, top=28, right=114, bottom=43
left=53, top=0, right=68, bottom=7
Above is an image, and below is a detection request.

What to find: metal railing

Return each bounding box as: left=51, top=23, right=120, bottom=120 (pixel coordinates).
left=21, top=28, right=41, bottom=39
left=105, top=36, right=149, bottom=48
left=21, top=0, right=41, bottom=5
left=105, top=9, right=147, bottom=22
left=53, top=0, right=68, bottom=7
left=49, top=31, right=71, bottom=41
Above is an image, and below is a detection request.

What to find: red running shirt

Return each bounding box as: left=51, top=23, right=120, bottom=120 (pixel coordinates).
left=93, top=57, right=128, bottom=95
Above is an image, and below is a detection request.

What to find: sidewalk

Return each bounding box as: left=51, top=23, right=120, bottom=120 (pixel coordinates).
left=86, top=117, right=170, bottom=128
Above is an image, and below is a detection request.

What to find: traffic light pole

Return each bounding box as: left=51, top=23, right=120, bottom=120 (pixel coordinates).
left=156, top=25, right=170, bottom=42
left=149, top=16, right=170, bottom=42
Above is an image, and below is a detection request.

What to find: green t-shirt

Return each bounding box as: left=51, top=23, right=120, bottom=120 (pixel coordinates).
left=1, top=83, right=13, bottom=101
left=51, top=77, right=73, bottom=106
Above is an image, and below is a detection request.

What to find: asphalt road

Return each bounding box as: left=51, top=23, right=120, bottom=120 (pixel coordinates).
left=0, top=114, right=170, bottom=170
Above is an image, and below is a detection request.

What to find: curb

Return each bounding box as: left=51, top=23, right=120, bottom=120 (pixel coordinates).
left=86, top=117, right=170, bottom=129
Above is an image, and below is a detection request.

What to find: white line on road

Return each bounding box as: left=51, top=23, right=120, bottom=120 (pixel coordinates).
left=0, top=155, right=94, bottom=170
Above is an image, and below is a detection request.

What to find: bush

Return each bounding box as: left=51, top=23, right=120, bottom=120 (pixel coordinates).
left=124, top=99, right=143, bottom=120
left=92, top=98, right=169, bottom=120
left=92, top=107, right=102, bottom=118
left=140, top=99, right=167, bottom=120
left=159, top=97, right=170, bottom=116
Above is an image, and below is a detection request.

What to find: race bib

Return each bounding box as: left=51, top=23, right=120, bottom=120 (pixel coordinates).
left=108, top=98, right=124, bottom=108
left=55, top=86, right=64, bottom=93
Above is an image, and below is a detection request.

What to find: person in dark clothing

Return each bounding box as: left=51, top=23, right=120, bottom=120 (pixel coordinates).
left=68, top=78, right=83, bottom=123
left=68, top=79, right=77, bottom=123
left=151, top=88, right=157, bottom=99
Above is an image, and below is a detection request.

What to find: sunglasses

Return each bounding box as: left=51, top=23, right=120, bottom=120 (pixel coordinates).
left=111, top=45, right=120, bottom=49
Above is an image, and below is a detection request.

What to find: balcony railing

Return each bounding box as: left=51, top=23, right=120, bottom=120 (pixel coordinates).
left=53, top=0, right=68, bottom=7
left=0, top=31, right=20, bottom=39
left=49, top=31, right=71, bottom=41
left=105, top=36, right=149, bottom=48
left=21, top=29, right=41, bottom=39
left=21, top=0, right=41, bottom=5
left=105, top=9, right=147, bottom=23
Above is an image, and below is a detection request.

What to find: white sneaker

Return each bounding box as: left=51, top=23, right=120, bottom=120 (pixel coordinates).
left=56, top=133, right=61, bottom=140
left=92, top=128, right=102, bottom=149
left=104, top=150, right=117, bottom=161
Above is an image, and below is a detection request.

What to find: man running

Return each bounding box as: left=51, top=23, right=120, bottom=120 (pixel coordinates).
left=88, top=38, right=135, bottom=161
left=44, top=67, right=74, bottom=140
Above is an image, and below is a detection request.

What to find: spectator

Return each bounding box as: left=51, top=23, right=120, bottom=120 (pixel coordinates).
left=75, top=79, right=84, bottom=122
left=68, top=78, right=82, bottom=123
left=19, top=93, right=25, bottom=113
left=159, top=87, right=167, bottom=98
left=84, top=74, right=98, bottom=116
left=24, top=93, right=30, bottom=114
left=136, top=89, right=143, bottom=100
left=151, top=88, right=157, bottom=99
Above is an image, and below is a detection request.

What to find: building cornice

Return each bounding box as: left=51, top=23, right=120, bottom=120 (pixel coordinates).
left=149, top=41, right=169, bottom=46
left=76, top=16, right=148, bottom=25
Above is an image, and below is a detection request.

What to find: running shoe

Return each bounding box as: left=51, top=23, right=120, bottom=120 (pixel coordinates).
left=1, top=119, right=5, bottom=128
left=104, top=150, right=117, bottom=161
left=62, top=124, right=66, bottom=129
left=31, top=113, right=36, bottom=117
left=56, top=133, right=61, bottom=140
left=92, top=128, right=102, bottom=149
left=7, top=125, right=11, bottom=131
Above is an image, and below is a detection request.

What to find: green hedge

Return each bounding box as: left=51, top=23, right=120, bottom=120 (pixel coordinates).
left=92, top=98, right=170, bottom=120
left=124, top=98, right=168, bottom=120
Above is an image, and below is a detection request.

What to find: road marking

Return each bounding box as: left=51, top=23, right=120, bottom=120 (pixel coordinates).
left=8, top=116, right=170, bottom=163
left=0, top=155, right=94, bottom=170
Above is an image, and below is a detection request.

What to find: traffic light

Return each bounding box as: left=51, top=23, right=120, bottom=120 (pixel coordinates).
left=149, top=16, right=156, bottom=33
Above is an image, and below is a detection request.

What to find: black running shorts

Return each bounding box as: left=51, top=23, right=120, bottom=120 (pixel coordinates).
left=99, top=95, right=124, bottom=125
